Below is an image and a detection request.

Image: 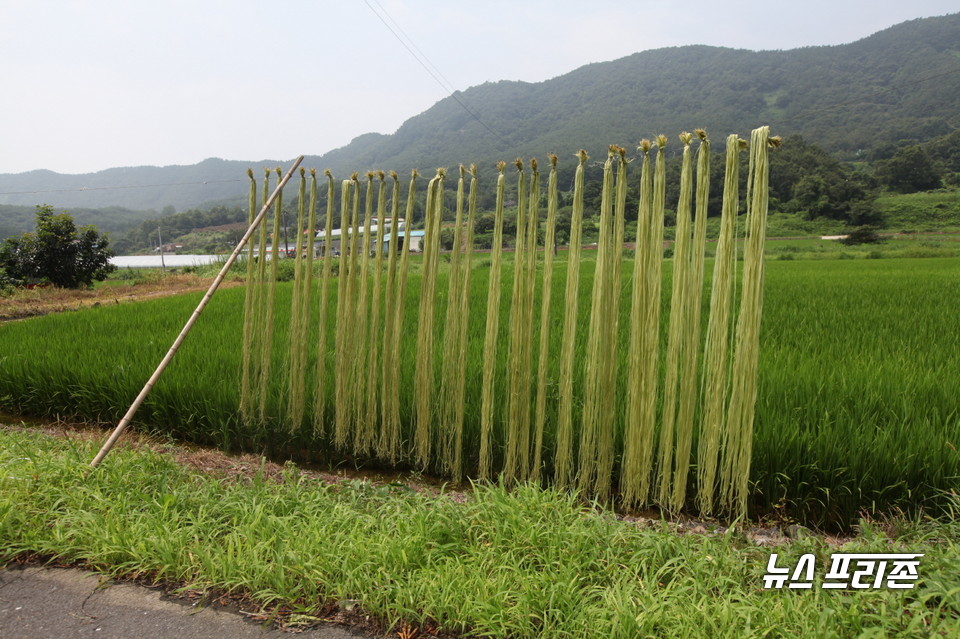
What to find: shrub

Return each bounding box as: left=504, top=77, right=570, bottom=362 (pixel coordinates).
left=0, top=205, right=116, bottom=288
left=839, top=226, right=883, bottom=245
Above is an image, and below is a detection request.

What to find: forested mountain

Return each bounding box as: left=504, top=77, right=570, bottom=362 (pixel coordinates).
left=306, top=13, right=959, bottom=180
left=1, top=13, right=957, bottom=229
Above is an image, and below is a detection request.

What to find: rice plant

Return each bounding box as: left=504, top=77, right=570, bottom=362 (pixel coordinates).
left=7, top=227, right=959, bottom=529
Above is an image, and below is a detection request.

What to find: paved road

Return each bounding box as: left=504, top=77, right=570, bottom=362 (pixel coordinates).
left=0, top=566, right=373, bottom=638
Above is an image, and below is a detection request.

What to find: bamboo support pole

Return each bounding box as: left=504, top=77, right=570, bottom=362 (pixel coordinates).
left=89, top=155, right=305, bottom=469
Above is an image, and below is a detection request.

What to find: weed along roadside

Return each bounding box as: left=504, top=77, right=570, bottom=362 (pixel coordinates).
left=1, top=424, right=959, bottom=638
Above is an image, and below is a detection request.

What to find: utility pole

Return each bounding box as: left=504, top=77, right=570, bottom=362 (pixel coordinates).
left=158, top=226, right=166, bottom=272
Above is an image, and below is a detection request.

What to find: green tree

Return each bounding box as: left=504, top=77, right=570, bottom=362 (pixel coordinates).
left=769, top=135, right=877, bottom=223
left=876, top=146, right=944, bottom=193
left=0, top=205, right=116, bottom=288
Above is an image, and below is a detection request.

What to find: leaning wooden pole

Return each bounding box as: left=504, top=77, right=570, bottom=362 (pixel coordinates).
left=89, top=155, right=305, bottom=469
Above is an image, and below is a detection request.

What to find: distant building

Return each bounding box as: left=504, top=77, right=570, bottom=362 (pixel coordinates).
left=382, top=230, right=426, bottom=253
left=310, top=218, right=428, bottom=255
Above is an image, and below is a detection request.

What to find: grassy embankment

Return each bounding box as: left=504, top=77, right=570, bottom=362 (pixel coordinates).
left=0, top=255, right=957, bottom=529
left=1, top=426, right=958, bottom=638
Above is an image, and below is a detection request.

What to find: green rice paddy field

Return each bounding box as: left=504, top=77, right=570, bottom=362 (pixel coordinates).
left=1, top=255, right=957, bottom=528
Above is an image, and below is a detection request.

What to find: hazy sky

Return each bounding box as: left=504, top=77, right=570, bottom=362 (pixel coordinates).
left=3, top=0, right=956, bottom=175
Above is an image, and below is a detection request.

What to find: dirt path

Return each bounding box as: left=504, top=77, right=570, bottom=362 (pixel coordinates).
left=0, top=273, right=243, bottom=322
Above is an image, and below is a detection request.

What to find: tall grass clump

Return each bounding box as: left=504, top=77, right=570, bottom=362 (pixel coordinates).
left=479, top=161, right=507, bottom=479
left=379, top=170, right=418, bottom=463
left=344, top=173, right=363, bottom=439
left=532, top=154, right=559, bottom=479
left=363, top=171, right=388, bottom=452
left=352, top=173, right=376, bottom=452
left=239, top=168, right=260, bottom=424
left=378, top=171, right=402, bottom=461
left=621, top=139, right=658, bottom=508
left=721, top=126, right=779, bottom=516
left=414, top=169, right=445, bottom=469
left=440, top=165, right=476, bottom=480
left=453, top=166, right=478, bottom=478
left=312, top=170, right=335, bottom=435
left=656, top=133, right=696, bottom=509
left=697, top=135, right=745, bottom=515
left=669, top=130, right=711, bottom=512
left=521, top=159, right=542, bottom=481
left=333, top=175, right=359, bottom=448
left=553, top=150, right=588, bottom=489
left=578, top=147, right=618, bottom=499
left=286, top=168, right=310, bottom=432
left=258, top=167, right=284, bottom=424
left=597, top=146, right=629, bottom=493
left=246, top=168, right=273, bottom=426
left=302, top=170, right=319, bottom=416
left=504, top=159, right=531, bottom=484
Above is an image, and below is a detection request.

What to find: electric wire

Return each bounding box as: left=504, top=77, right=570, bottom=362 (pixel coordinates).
left=360, top=0, right=509, bottom=146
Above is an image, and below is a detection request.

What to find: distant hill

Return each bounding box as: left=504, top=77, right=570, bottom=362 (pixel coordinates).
left=0, top=203, right=167, bottom=242
left=1, top=13, right=957, bottom=226
left=0, top=158, right=270, bottom=215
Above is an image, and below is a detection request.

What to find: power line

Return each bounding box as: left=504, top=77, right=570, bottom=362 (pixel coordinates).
left=361, top=0, right=509, bottom=147
left=367, top=0, right=459, bottom=96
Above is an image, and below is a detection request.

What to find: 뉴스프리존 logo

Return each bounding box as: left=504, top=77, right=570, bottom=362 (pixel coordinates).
left=762, top=553, right=923, bottom=590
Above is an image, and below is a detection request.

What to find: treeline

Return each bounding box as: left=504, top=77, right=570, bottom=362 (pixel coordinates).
left=0, top=204, right=155, bottom=242
left=115, top=205, right=249, bottom=253
left=76, top=128, right=960, bottom=254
